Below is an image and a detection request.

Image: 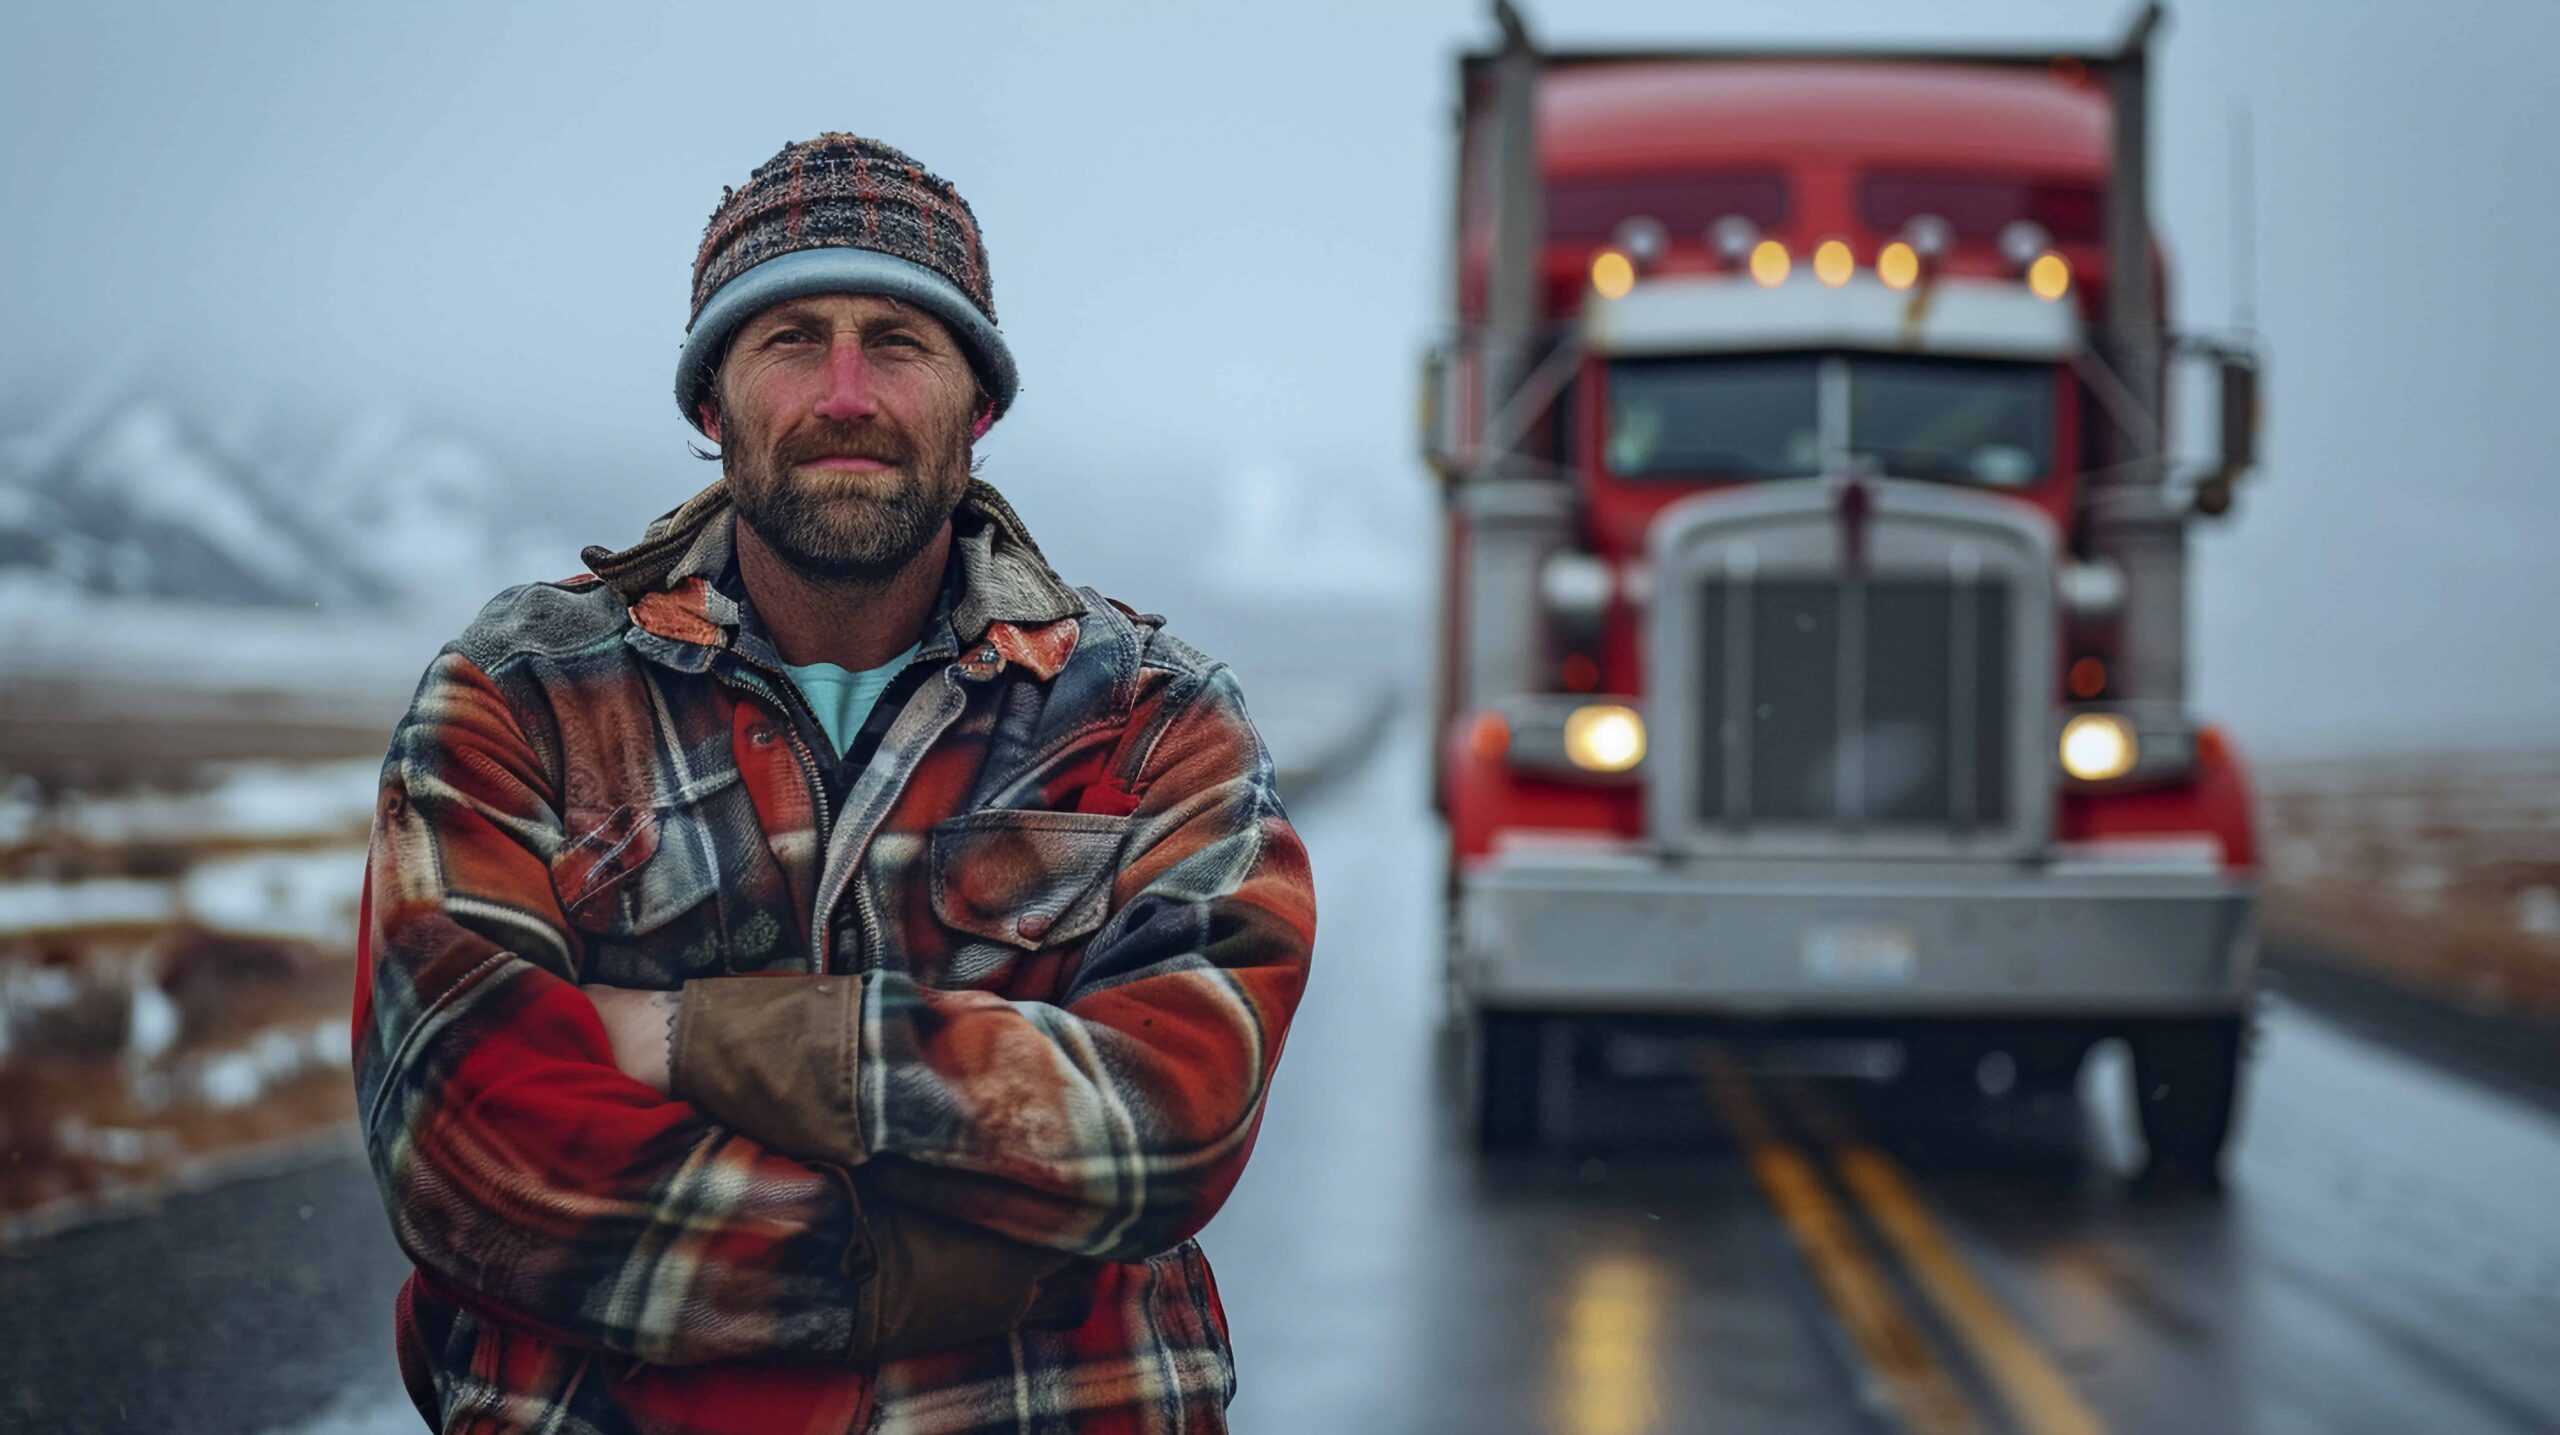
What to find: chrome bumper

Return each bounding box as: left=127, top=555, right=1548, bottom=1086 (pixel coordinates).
left=1457, top=843, right=2256, bottom=1017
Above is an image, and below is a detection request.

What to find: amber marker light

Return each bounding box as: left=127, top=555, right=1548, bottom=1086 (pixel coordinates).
left=1469, top=710, right=1512, bottom=761
left=1748, top=239, right=1791, bottom=287
left=2067, top=656, right=2109, bottom=700
left=1877, top=241, right=1921, bottom=291
left=2028, top=251, right=2072, bottom=301
left=1813, top=239, right=1854, bottom=287
left=1590, top=249, right=1636, bottom=299
left=1563, top=704, right=1646, bottom=773
left=2059, top=712, right=2137, bottom=781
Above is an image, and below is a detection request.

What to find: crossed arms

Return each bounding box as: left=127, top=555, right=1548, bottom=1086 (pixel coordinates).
left=354, top=647, right=1313, bottom=1367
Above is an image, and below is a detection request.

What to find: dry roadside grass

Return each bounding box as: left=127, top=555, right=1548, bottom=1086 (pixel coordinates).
left=2257, top=749, right=2560, bottom=1022
left=1, top=759, right=374, bottom=1239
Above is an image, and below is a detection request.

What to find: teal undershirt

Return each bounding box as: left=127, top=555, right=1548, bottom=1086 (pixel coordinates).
left=780, top=641, right=922, bottom=759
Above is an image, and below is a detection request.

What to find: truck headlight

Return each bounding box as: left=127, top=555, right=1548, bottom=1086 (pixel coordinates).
left=1476, top=696, right=1647, bottom=782
left=1563, top=704, right=1646, bottom=773
left=2059, top=712, right=2138, bottom=781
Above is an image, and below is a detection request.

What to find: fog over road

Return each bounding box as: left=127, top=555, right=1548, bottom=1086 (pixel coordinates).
left=4, top=716, right=2556, bottom=1434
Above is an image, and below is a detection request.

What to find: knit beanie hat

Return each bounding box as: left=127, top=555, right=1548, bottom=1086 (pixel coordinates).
left=677, top=133, right=1017, bottom=433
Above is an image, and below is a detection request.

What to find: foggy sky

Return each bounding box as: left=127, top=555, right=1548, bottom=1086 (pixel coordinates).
left=5, top=0, right=2555, bottom=758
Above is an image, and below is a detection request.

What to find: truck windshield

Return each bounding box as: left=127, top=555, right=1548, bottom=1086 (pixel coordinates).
left=1606, top=354, right=1823, bottom=479
left=1604, top=354, right=2055, bottom=487
left=1847, top=355, right=2053, bottom=487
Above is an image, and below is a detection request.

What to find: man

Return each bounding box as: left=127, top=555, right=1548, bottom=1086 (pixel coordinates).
left=354, top=133, right=1314, bottom=1434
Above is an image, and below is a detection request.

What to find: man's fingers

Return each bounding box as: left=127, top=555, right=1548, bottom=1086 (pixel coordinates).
left=581, top=985, right=677, bottom=1094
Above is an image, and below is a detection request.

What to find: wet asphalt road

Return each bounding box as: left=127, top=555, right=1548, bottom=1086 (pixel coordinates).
left=5, top=717, right=2558, bottom=1433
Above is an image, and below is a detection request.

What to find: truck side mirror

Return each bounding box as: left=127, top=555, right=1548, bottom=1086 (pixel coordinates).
left=2217, top=354, right=2259, bottom=481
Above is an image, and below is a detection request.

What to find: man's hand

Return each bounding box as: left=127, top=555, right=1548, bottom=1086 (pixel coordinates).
left=588, top=978, right=1080, bottom=1355
left=585, top=985, right=681, bottom=1095
left=854, top=1186, right=1084, bottom=1360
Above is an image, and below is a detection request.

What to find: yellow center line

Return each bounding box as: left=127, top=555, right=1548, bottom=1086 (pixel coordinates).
left=1702, top=1052, right=1985, bottom=1435
left=1547, top=1252, right=1668, bottom=1435
left=1782, top=1081, right=2114, bottom=1435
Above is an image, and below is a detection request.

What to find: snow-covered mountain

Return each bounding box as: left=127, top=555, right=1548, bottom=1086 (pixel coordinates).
left=292, top=409, right=566, bottom=611
left=0, top=400, right=563, bottom=616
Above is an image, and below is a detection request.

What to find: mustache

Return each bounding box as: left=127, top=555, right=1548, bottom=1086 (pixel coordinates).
left=773, top=422, right=911, bottom=469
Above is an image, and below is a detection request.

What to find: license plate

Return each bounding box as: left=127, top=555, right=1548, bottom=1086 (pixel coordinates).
left=1801, top=923, right=1916, bottom=985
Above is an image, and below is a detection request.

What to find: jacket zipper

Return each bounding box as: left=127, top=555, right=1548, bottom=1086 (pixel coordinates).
left=720, top=646, right=958, bottom=975
left=838, top=676, right=968, bottom=980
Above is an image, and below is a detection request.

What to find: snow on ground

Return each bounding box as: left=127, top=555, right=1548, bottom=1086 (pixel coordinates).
left=0, top=877, right=180, bottom=934
left=181, top=1017, right=349, bottom=1110
left=0, top=847, right=364, bottom=944
left=0, top=587, right=448, bottom=712
left=180, top=847, right=368, bottom=944
left=4, top=759, right=379, bottom=851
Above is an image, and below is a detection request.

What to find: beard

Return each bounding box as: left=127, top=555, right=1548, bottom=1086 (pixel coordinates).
left=721, top=403, right=974, bottom=586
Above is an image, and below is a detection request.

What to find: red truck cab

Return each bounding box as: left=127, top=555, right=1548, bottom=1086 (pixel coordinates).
left=1426, top=3, right=2264, bottom=1176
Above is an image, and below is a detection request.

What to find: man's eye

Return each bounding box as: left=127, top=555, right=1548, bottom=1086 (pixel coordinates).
left=767, top=328, right=814, bottom=346
left=877, top=333, right=923, bottom=350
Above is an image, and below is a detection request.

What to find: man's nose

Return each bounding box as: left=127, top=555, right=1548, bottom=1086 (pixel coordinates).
left=812, top=339, right=883, bottom=421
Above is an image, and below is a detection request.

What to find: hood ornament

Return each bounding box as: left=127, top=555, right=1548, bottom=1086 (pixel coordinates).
left=1832, top=469, right=1874, bottom=579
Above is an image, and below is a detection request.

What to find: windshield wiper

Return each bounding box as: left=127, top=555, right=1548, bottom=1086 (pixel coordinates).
left=1851, top=449, right=1973, bottom=483
left=1631, top=447, right=1810, bottom=480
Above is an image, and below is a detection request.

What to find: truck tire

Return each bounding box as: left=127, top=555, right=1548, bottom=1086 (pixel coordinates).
left=1472, top=1012, right=1544, bottom=1151
left=2131, top=1018, right=2246, bottom=1182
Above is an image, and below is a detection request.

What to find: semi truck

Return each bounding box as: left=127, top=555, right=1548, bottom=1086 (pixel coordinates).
left=1424, top=2, right=2264, bottom=1175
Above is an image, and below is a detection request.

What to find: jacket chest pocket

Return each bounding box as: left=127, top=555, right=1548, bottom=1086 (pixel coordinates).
left=549, top=797, right=727, bottom=986
left=926, top=810, right=1131, bottom=991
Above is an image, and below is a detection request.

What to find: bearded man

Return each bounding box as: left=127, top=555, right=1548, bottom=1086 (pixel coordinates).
left=353, top=134, right=1314, bottom=1434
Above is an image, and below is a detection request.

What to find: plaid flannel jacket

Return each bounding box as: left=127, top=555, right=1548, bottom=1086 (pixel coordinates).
left=353, top=478, right=1314, bottom=1433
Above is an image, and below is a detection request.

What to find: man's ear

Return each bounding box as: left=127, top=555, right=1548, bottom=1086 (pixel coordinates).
left=698, top=400, right=725, bottom=444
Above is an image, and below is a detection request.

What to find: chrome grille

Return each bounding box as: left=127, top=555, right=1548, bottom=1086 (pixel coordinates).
left=1692, top=575, right=2013, bottom=831
left=1648, top=481, right=2055, bottom=860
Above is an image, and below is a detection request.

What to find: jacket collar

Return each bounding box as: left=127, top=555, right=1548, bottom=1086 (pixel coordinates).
left=581, top=478, right=1087, bottom=680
